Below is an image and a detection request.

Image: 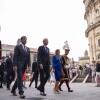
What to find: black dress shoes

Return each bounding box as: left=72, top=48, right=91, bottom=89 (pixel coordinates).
left=68, top=90, right=73, bottom=92
left=7, top=87, right=10, bottom=90
left=40, top=92, right=46, bottom=96
left=29, top=84, right=31, bottom=87
left=37, top=86, right=40, bottom=91
left=0, top=86, right=3, bottom=88
left=58, top=86, right=63, bottom=91
left=11, top=91, right=17, bottom=96
left=19, top=94, right=26, bottom=99
left=35, top=86, right=37, bottom=88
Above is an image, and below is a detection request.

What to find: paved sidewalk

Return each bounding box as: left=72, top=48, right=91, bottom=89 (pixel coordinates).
left=0, top=82, right=100, bottom=100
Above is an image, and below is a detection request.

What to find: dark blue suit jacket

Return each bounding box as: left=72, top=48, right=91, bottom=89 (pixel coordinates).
left=5, top=58, right=13, bottom=73
left=37, top=45, right=50, bottom=67
left=13, top=44, right=30, bottom=68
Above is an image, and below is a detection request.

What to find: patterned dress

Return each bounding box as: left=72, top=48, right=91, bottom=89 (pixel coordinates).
left=61, top=55, right=70, bottom=81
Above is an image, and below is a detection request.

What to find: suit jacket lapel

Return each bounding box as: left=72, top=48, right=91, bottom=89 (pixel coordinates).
left=43, top=46, right=49, bottom=54
left=43, top=46, right=47, bottom=53
left=20, top=45, right=26, bottom=55
left=25, top=47, right=28, bottom=53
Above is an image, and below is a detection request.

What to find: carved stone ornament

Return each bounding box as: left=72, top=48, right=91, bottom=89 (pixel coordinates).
left=63, top=41, right=70, bottom=50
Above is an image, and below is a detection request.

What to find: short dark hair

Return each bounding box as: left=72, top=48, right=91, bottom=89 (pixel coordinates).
left=1, top=56, right=5, bottom=59
left=21, top=36, right=27, bottom=41
left=55, top=49, right=60, bottom=54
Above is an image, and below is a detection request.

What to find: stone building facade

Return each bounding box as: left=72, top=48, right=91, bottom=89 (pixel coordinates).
left=83, top=0, right=100, bottom=61
left=79, top=50, right=90, bottom=66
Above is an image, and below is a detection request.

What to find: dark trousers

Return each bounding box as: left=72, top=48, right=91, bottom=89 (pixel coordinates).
left=0, top=73, right=3, bottom=87
left=29, top=71, right=39, bottom=87
left=38, top=66, right=50, bottom=92
left=59, top=80, right=70, bottom=90
left=72, top=73, right=76, bottom=78
left=11, top=67, right=26, bottom=94
left=7, top=71, right=15, bottom=88
left=3, top=75, right=7, bottom=84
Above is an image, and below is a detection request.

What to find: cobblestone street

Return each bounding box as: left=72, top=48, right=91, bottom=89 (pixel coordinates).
left=0, top=82, right=100, bottom=100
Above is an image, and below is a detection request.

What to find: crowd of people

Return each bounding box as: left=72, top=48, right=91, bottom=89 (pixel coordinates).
left=84, top=62, right=100, bottom=87
left=1, top=36, right=100, bottom=99
left=0, top=36, right=74, bottom=99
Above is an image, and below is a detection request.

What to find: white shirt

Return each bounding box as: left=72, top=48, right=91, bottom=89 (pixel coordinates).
left=86, top=64, right=90, bottom=68
left=22, top=44, right=27, bottom=51
left=44, top=45, right=48, bottom=52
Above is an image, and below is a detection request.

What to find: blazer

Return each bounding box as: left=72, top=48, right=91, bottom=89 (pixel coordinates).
left=13, top=44, right=30, bottom=68
left=0, top=61, right=5, bottom=74
left=5, top=57, right=13, bottom=72
left=37, top=45, right=50, bottom=67
left=96, top=63, right=100, bottom=72
left=52, top=55, right=62, bottom=70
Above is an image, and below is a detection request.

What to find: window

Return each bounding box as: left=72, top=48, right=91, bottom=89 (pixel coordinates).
left=96, top=9, right=99, bottom=18
left=98, top=53, right=100, bottom=59
left=98, top=39, right=100, bottom=47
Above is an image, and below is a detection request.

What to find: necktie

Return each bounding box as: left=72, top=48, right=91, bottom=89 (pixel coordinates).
left=11, top=58, right=13, bottom=63
left=23, top=45, right=26, bottom=52
left=45, top=47, right=48, bottom=53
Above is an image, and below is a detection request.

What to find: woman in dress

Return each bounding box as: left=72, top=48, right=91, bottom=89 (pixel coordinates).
left=52, top=49, right=62, bottom=93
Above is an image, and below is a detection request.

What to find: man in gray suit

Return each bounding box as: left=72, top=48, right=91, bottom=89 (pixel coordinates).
left=11, top=36, right=30, bottom=99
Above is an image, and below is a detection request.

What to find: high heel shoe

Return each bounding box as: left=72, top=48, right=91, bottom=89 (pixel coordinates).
left=53, top=88, right=61, bottom=94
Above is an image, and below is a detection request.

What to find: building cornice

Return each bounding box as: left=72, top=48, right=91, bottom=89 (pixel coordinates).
left=79, top=57, right=90, bottom=60
left=83, top=0, right=86, bottom=4
left=96, top=48, right=100, bottom=51
left=95, top=32, right=100, bottom=37
left=85, top=20, right=100, bottom=37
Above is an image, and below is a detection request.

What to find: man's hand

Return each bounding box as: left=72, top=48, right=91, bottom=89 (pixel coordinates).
left=4, top=72, right=7, bottom=75
left=53, top=69, right=55, bottom=72
left=27, top=67, right=31, bottom=71
left=13, top=66, right=17, bottom=72
left=40, top=64, right=43, bottom=69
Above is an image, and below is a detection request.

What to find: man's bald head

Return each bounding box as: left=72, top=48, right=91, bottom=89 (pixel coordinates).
left=43, top=38, right=48, bottom=46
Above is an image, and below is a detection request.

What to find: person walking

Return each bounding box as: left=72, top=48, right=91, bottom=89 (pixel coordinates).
left=37, top=38, right=50, bottom=96
left=0, top=57, right=5, bottom=88
left=29, top=60, right=39, bottom=88
left=11, top=36, right=30, bottom=99
left=5, top=52, right=15, bottom=90
left=58, top=41, right=73, bottom=92
left=52, top=49, right=62, bottom=94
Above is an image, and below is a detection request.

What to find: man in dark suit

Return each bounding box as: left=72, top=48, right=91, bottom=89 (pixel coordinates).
left=0, top=40, right=2, bottom=60
left=0, top=57, right=5, bottom=88
left=5, top=52, right=15, bottom=90
left=37, top=38, right=50, bottom=96
left=11, top=36, right=30, bottom=99
left=29, top=59, right=39, bottom=88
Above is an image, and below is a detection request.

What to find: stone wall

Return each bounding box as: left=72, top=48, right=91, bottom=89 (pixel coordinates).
left=84, top=0, right=100, bottom=61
